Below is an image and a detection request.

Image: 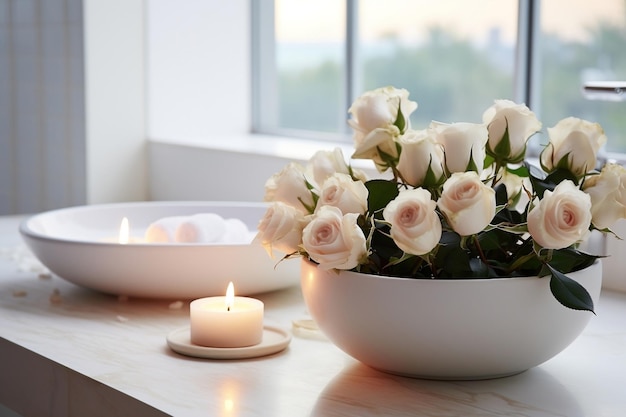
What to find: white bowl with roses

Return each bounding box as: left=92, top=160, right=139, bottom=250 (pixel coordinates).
left=252, top=86, right=626, bottom=378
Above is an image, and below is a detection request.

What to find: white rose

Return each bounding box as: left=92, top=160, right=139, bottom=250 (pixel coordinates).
left=348, top=86, right=417, bottom=137
left=316, top=173, right=369, bottom=215
left=396, top=129, right=445, bottom=187
left=482, top=164, right=529, bottom=208
left=351, top=128, right=400, bottom=172
left=304, top=147, right=351, bottom=189
left=527, top=180, right=592, bottom=249
left=482, top=99, right=541, bottom=163
left=540, top=117, right=607, bottom=177
left=438, top=172, right=496, bottom=236
left=383, top=188, right=441, bottom=255
left=302, top=205, right=367, bottom=270
left=431, top=121, right=488, bottom=175
left=264, top=162, right=315, bottom=214
left=349, top=86, right=418, bottom=171
left=583, top=163, right=626, bottom=230
left=254, top=202, right=307, bottom=255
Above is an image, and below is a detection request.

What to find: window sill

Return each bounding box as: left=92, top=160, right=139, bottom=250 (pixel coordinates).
left=149, top=133, right=355, bottom=163
left=147, top=133, right=377, bottom=206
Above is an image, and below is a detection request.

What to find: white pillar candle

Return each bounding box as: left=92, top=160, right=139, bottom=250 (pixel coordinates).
left=190, top=282, right=264, bottom=348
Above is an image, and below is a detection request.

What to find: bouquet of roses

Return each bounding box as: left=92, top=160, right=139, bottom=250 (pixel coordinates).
left=254, top=86, right=626, bottom=312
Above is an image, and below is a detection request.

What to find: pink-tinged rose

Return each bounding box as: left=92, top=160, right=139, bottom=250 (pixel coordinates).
left=527, top=180, right=592, bottom=249
left=264, top=162, right=315, bottom=214
left=540, top=117, right=607, bottom=177
left=349, top=86, right=418, bottom=172
left=304, top=147, right=351, bottom=189
left=254, top=202, right=307, bottom=255
left=383, top=188, right=441, bottom=255
left=302, top=205, right=367, bottom=270
left=316, top=173, right=369, bottom=215
left=348, top=86, right=417, bottom=137
left=431, top=121, right=489, bottom=175
left=482, top=99, right=541, bottom=162
left=396, top=129, right=445, bottom=187
left=438, top=172, right=496, bottom=236
left=583, top=163, right=626, bottom=230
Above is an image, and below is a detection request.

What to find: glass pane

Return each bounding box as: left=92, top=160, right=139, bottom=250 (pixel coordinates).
left=538, top=0, right=626, bottom=153
left=274, top=0, right=345, bottom=134
left=359, top=0, right=518, bottom=129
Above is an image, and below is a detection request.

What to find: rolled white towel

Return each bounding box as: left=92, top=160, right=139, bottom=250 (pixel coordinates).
left=222, top=218, right=253, bottom=244
left=145, top=216, right=187, bottom=243
left=175, top=213, right=227, bottom=243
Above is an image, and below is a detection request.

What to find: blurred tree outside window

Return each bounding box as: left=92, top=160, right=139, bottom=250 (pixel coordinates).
left=253, top=0, right=626, bottom=156
left=537, top=0, right=626, bottom=153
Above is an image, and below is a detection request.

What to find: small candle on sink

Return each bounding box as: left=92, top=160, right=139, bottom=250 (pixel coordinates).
left=190, top=282, right=264, bottom=348
left=108, top=217, right=143, bottom=244
left=119, top=217, right=130, bottom=244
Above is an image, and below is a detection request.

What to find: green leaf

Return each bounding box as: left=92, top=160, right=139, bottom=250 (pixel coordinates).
left=492, top=123, right=512, bottom=158
left=545, top=168, right=579, bottom=186
left=465, top=148, right=479, bottom=172
left=393, top=100, right=406, bottom=133
left=549, top=248, right=601, bottom=273
left=555, top=151, right=573, bottom=171
left=526, top=162, right=578, bottom=199
left=434, top=232, right=473, bottom=278
left=365, top=179, right=399, bottom=216
left=494, top=183, right=508, bottom=206
left=422, top=162, right=439, bottom=188
left=483, top=154, right=495, bottom=170
left=547, top=265, right=595, bottom=313
left=506, top=164, right=529, bottom=178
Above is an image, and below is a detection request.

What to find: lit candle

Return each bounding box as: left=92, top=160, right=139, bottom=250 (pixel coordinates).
left=119, top=217, right=130, bottom=244
left=190, top=282, right=264, bottom=348
left=110, top=217, right=143, bottom=243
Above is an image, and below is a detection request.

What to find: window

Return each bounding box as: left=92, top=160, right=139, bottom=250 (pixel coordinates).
left=252, top=0, right=626, bottom=156
left=536, top=0, right=626, bottom=154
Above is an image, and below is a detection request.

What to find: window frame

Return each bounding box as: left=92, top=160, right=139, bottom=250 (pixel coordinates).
left=251, top=0, right=626, bottom=165
left=252, top=0, right=540, bottom=141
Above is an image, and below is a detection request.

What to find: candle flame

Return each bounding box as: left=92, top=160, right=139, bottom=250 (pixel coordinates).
left=225, top=281, right=235, bottom=311
left=119, top=217, right=130, bottom=244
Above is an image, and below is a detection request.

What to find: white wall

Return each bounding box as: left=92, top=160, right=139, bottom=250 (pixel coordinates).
left=145, top=0, right=250, bottom=140
left=84, top=0, right=147, bottom=204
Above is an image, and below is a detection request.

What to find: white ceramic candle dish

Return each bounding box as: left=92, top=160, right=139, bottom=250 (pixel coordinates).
left=19, top=201, right=298, bottom=298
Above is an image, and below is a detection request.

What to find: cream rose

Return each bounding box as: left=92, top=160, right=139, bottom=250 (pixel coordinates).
left=431, top=121, right=489, bottom=175
left=302, top=205, right=367, bottom=270
left=348, top=86, right=417, bottom=137
left=438, top=172, right=496, bottom=236
left=316, top=173, right=369, bottom=215
left=351, top=128, right=400, bottom=172
left=582, top=163, right=626, bottom=230
left=527, top=180, right=592, bottom=249
left=304, top=147, right=351, bottom=189
left=264, top=162, right=315, bottom=214
left=540, top=117, right=607, bottom=177
left=383, top=188, right=441, bottom=255
left=482, top=99, right=541, bottom=163
left=349, top=86, right=418, bottom=171
left=482, top=164, right=529, bottom=208
left=396, top=129, right=445, bottom=187
left=254, top=202, right=307, bottom=255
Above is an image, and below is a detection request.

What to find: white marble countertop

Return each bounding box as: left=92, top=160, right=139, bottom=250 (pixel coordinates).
left=1, top=214, right=626, bottom=417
